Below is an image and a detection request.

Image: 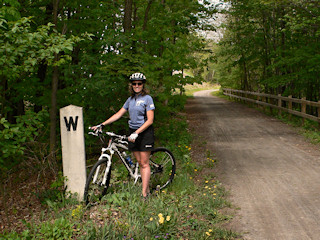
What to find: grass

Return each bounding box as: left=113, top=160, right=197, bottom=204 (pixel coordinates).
left=211, top=89, right=228, bottom=99
left=0, top=102, right=239, bottom=239
left=277, top=113, right=320, bottom=144
left=184, top=82, right=221, bottom=97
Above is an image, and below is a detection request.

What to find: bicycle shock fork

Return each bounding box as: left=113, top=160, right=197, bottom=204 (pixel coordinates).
left=93, top=148, right=112, bottom=186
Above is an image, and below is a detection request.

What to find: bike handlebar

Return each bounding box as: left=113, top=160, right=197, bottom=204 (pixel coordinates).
left=88, top=127, right=128, bottom=141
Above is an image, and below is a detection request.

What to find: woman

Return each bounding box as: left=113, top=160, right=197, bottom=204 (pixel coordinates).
left=92, top=72, right=155, bottom=199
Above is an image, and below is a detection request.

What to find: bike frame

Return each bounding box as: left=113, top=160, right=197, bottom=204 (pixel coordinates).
left=92, top=133, right=141, bottom=186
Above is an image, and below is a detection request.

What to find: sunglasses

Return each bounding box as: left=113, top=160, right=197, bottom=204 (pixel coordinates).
left=132, top=82, right=143, bottom=86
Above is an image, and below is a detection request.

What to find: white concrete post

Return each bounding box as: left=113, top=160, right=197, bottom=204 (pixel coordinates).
left=60, top=105, right=86, bottom=200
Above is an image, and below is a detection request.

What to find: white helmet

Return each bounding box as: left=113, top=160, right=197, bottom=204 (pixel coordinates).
left=129, top=72, right=146, bottom=82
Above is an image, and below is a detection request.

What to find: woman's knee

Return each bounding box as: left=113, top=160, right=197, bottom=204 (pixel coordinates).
left=139, top=161, right=150, bottom=169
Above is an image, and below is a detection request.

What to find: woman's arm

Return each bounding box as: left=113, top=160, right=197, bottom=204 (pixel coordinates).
left=92, top=107, right=127, bottom=130
left=101, top=107, right=127, bottom=126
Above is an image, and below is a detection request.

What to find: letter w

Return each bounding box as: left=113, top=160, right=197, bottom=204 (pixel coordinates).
left=64, top=116, right=79, bottom=131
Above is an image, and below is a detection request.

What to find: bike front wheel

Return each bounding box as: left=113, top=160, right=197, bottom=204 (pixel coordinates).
left=149, top=147, right=176, bottom=190
left=84, top=158, right=111, bottom=205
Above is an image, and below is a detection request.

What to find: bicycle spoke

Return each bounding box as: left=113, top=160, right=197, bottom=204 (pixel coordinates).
left=149, top=148, right=176, bottom=190
left=84, top=158, right=111, bottom=205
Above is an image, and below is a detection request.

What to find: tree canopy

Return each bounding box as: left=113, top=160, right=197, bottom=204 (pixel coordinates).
left=0, top=0, right=217, bottom=170
left=214, top=0, right=319, bottom=101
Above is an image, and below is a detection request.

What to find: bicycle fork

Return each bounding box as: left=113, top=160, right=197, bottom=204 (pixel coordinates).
left=93, top=150, right=112, bottom=186
left=132, top=164, right=140, bottom=184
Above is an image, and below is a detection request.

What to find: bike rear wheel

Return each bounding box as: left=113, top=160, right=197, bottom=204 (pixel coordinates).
left=84, top=158, right=111, bottom=205
left=149, top=147, right=176, bottom=190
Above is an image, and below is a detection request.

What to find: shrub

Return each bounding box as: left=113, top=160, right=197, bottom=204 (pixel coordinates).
left=0, top=109, right=48, bottom=172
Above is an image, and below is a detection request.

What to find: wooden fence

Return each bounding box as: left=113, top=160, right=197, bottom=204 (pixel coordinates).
left=223, top=88, right=320, bottom=125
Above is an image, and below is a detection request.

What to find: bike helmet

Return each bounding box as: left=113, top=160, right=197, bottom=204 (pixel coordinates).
left=129, top=72, right=146, bottom=82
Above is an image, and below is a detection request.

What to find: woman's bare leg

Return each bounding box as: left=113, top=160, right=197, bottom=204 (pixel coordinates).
left=133, top=151, right=151, bottom=197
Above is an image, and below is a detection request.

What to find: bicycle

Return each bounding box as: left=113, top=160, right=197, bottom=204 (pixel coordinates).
left=84, top=128, right=176, bottom=205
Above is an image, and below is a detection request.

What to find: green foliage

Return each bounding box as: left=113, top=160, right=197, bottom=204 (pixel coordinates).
left=0, top=12, right=82, bottom=122
left=0, top=1, right=218, bottom=175
left=1, top=217, right=73, bottom=240
left=36, top=171, right=67, bottom=205
left=1, top=101, right=238, bottom=239
left=0, top=110, right=48, bottom=171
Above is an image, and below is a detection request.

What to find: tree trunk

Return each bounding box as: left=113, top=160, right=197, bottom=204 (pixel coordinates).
left=123, top=0, right=133, bottom=32
left=0, top=75, right=7, bottom=119
left=49, top=56, right=59, bottom=161
left=49, top=0, right=60, bottom=161
left=143, top=0, right=154, bottom=31
left=35, top=61, right=47, bottom=113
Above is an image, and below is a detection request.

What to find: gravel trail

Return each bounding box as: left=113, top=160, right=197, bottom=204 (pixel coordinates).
left=186, top=90, right=320, bottom=240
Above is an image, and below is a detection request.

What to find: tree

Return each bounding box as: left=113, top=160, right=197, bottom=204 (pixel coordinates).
left=1, top=0, right=219, bottom=170
left=215, top=0, right=320, bottom=103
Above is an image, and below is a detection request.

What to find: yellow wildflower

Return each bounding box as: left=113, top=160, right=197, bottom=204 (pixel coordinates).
left=166, top=216, right=171, bottom=221
left=209, top=229, right=213, bottom=232
left=159, top=216, right=164, bottom=224
left=205, top=180, right=209, bottom=183
left=206, top=232, right=211, bottom=236
left=150, top=217, right=153, bottom=221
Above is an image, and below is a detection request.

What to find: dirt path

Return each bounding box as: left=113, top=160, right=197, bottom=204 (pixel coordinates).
left=186, top=90, right=320, bottom=240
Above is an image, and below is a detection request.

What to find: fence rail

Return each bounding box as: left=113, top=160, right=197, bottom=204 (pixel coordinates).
left=222, top=88, right=320, bottom=125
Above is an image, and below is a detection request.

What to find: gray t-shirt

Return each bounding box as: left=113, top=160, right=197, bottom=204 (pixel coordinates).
left=123, top=94, right=155, bottom=129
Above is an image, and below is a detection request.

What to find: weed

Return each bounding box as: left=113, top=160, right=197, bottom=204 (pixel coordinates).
left=2, top=94, right=239, bottom=239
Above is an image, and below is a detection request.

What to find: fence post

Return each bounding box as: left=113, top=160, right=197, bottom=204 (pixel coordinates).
left=257, top=92, right=261, bottom=110
left=301, top=97, right=306, bottom=125
left=262, top=94, right=266, bottom=112
left=269, top=96, right=273, bottom=115
left=318, top=100, right=320, bottom=129
left=288, top=95, right=292, bottom=120
left=278, top=94, right=282, bottom=116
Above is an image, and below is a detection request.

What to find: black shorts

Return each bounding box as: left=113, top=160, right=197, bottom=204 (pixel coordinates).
left=128, top=126, right=154, bottom=152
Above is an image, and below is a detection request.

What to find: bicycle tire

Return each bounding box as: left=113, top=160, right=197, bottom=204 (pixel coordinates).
left=149, top=147, right=176, bottom=190
left=84, top=158, right=111, bottom=205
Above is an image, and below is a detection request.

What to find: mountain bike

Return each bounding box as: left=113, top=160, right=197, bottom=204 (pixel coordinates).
left=84, top=128, right=176, bottom=205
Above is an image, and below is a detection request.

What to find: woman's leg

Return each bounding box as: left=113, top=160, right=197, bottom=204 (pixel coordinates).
left=133, top=151, right=151, bottom=197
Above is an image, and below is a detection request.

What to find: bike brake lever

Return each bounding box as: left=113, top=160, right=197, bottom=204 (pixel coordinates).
left=118, top=139, right=128, bottom=144
left=88, top=132, right=99, bottom=136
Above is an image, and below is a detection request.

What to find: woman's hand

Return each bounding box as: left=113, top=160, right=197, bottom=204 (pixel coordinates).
left=128, top=132, right=138, bottom=142
left=91, top=124, right=104, bottom=131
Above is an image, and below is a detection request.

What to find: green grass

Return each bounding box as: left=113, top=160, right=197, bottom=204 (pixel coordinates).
left=211, top=89, right=228, bottom=99
left=184, top=82, right=221, bottom=97
left=1, top=94, right=239, bottom=240
left=277, top=113, right=320, bottom=144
